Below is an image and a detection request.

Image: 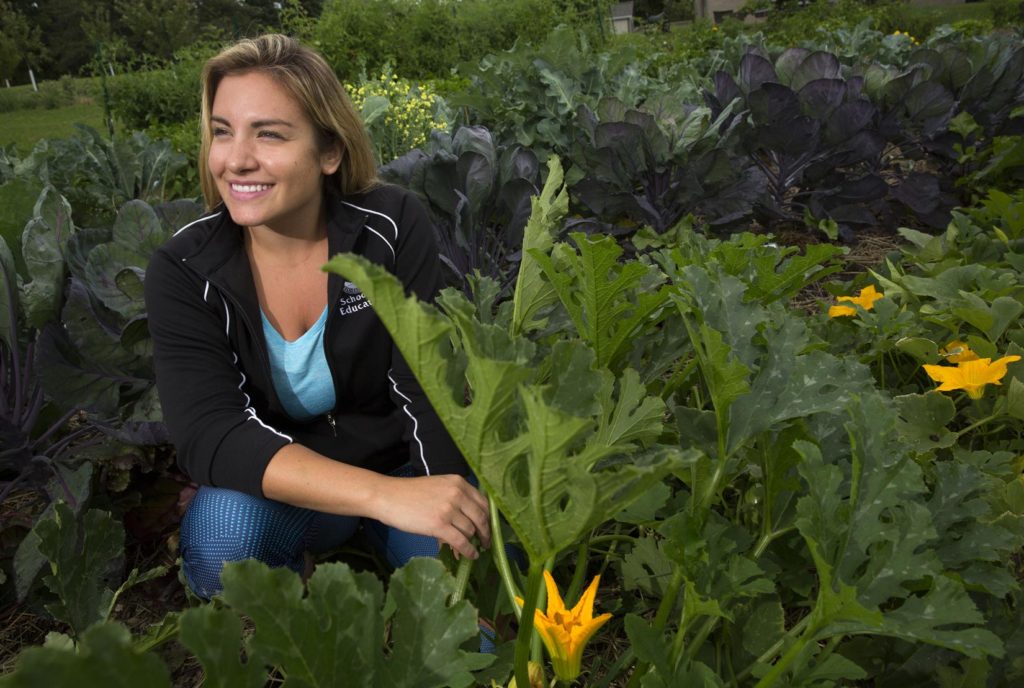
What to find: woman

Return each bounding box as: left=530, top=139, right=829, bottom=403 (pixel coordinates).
left=144, top=34, right=489, bottom=599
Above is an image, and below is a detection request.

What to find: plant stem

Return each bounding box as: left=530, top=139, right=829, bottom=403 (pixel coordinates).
left=624, top=569, right=685, bottom=688
left=489, top=495, right=523, bottom=619
left=449, top=549, right=475, bottom=605
left=533, top=555, right=554, bottom=664
left=514, top=563, right=545, bottom=688
left=586, top=533, right=637, bottom=547
left=564, top=538, right=590, bottom=606
left=954, top=412, right=999, bottom=439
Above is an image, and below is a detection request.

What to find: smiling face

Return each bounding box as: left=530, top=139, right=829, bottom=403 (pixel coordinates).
left=207, top=71, right=341, bottom=235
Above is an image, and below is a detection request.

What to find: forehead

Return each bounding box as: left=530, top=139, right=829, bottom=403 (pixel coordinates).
left=211, top=71, right=306, bottom=121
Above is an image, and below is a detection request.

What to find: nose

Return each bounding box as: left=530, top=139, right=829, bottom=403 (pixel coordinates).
left=225, top=136, right=257, bottom=174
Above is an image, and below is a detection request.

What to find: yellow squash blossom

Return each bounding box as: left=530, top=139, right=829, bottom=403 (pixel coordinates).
left=923, top=355, right=1021, bottom=399
left=505, top=661, right=545, bottom=688
left=516, top=571, right=612, bottom=683
left=827, top=285, right=884, bottom=318
left=939, top=340, right=980, bottom=364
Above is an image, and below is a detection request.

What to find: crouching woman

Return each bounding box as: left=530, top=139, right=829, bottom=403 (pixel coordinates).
left=144, top=34, right=488, bottom=599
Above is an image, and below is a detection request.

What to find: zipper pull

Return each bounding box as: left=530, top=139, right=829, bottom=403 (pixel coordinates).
left=326, top=412, right=337, bottom=437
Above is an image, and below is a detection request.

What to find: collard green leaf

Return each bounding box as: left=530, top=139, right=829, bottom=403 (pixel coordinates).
left=36, top=503, right=123, bottom=636
left=13, top=462, right=93, bottom=602
left=0, top=234, right=17, bottom=353
left=36, top=323, right=124, bottom=415
left=0, top=623, right=171, bottom=688
left=0, top=177, right=42, bottom=275
left=789, top=51, right=841, bottom=92
left=20, top=187, right=74, bottom=329
left=738, top=53, right=777, bottom=94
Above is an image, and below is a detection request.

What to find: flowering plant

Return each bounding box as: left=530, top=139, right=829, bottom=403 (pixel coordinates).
left=347, top=66, right=450, bottom=164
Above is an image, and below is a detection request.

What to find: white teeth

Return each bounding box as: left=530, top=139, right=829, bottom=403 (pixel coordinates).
left=232, top=183, right=271, bottom=193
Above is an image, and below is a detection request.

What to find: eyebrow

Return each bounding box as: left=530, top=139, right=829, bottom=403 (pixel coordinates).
left=210, top=116, right=296, bottom=128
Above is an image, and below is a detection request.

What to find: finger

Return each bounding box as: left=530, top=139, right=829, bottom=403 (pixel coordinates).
left=442, top=527, right=478, bottom=560
left=449, top=512, right=477, bottom=540
left=461, top=502, right=491, bottom=547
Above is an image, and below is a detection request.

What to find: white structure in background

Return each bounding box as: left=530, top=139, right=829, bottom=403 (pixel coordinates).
left=610, top=2, right=635, bottom=34
left=693, top=0, right=966, bottom=24
left=692, top=0, right=748, bottom=24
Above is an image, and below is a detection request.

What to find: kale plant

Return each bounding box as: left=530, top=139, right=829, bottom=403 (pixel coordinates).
left=380, top=125, right=543, bottom=298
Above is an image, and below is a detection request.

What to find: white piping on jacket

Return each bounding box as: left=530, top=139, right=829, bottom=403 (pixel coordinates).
left=174, top=211, right=223, bottom=236
left=388, top=370, right=429, bottom=475
left=219, top=292, right=292, bottom=442
left=342, top=201, right=399, bottom=261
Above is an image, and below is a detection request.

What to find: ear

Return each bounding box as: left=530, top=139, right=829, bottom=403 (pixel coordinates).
left=320, top=139, right=343, bottom=176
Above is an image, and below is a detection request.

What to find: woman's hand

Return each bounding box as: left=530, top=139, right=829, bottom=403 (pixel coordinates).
left=263, top=445, right=490, bottom=558
left=369, top=474, right=491, bottom=560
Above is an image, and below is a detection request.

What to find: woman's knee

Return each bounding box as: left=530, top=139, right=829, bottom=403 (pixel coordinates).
left=179, top=487, right=308, bottom=598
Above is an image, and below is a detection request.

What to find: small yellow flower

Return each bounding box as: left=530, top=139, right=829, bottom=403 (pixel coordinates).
left=827, top=285, right=884, bottom=318
left=940, top=340, right=980, bottom=364
left=506, top=661, right=545, bottom=688
left=516, top=572, right=611, bottom=683
left=923, top=355, right=1021, bottom=399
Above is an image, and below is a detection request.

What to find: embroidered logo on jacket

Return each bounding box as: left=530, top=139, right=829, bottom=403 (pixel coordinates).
left=343, top=281, right=361, bottom=296
left=338, top=291, right=370, bottom=317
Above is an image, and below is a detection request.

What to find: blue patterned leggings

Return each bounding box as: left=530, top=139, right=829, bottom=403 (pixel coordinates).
left=179, top=467, right=440, bottom=599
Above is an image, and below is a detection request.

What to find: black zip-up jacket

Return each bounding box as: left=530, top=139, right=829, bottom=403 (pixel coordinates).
left=144, top=184, right=466, bottom=497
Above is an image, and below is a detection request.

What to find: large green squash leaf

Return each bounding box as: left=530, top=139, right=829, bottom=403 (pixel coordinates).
left=178, top=606, right=265, bottom=688
left=0, top=623, right=171, bottom=688
left=793, top=398, right=1004, bottom=661
left=535, top=232, right=669, bottom=372
left=197, top=558, right=488, bottom=688
left=323, top=253, right=690, bottom=563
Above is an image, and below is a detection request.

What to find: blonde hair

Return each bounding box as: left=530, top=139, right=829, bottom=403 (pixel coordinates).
left=199, top=34, right=378, bottom=209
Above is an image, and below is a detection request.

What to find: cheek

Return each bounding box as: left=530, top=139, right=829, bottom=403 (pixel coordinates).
left=207, top=147, right=227, bottom=175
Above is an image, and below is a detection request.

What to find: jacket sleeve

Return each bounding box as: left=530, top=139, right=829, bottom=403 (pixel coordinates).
left=144, top=249, right=292, bottom=496
left=386, top=190, right=469, bottom=477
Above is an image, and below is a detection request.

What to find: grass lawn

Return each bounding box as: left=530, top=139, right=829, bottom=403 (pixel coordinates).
left=0, top=101, right=108, bottom=155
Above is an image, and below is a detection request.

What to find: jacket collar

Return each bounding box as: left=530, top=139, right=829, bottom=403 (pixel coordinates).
left=183, top=193, right=369, bottom=321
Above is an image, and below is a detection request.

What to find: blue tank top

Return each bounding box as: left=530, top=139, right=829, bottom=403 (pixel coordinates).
left=261, top=306, right=336, bottom=421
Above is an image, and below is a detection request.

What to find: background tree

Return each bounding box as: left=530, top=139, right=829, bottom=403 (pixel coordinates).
left=114, top=0, right=199, bottom=61
left=0, top=1, right=48, bottom=83
left=10, top=0, right=88, bottom=77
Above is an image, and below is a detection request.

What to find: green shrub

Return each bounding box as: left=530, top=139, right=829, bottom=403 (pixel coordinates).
left=314, top=0, right=599, bottom=82
left=991, top=0, right=1024, bottom=26
left=107, top=63, right=201, bottom=131
left=0, top=76, right=97, bottom=113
